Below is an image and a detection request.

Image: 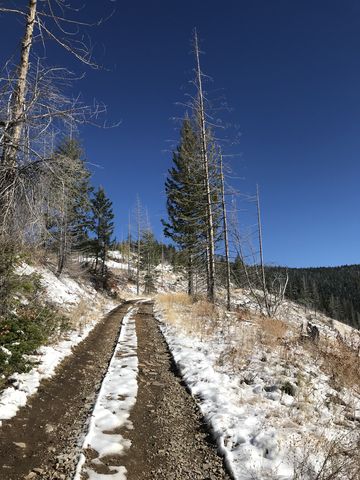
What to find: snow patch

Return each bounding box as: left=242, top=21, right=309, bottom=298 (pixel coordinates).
left=0, top=302, right=115, bottom=423
left=74, top=305, right=139, bottom=480
left=155, top=296, right=360, bottom=480
left=17, top=263, right=97, bottom=306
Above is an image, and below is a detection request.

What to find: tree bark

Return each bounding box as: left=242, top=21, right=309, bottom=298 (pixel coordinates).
left=193, top=29, right=216, bottom=303
left=128, top=212, right=132, bottom=277
left=187, top=250, right=194, bottom=296
left=1, top=0, right=37, bottom=167
left=136, top=198, right=141, bottom=295
left=256, top=184, right=270, bottom=315
left=220, top=154, right=231, bottom=310
left=0, top=0, right=37, bottom=232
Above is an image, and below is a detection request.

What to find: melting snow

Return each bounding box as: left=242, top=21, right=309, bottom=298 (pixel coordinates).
left=74, top=304, right=139, bottom=480
left=155, top=296, right=360, bottom=480
left=0, top=264, right=115, bottom=424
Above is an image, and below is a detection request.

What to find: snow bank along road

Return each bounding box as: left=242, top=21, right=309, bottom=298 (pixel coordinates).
left=0, top=300, right=229, bottom=480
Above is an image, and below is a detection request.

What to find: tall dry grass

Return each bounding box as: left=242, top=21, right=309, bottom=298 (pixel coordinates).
left=157, top=293, right=291, bottom=369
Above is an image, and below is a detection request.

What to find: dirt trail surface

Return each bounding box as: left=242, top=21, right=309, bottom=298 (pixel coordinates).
left=120, top=301, right=230, bottom=480
left=0, top=300, right=230, bottom=480
left=0, top=301, right=135, bottom=480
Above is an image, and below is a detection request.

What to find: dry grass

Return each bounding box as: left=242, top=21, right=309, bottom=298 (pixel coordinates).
left=319, top=336, right=360, bottom=392
left=256, top=316, right=289, bottom=347
left=69, top=298, right=89, bottom=331
left=156, top=293, right=220, bottom=339
left=157, top=293, right=292, bottom=373
left=299, top=327, right=360, bottom=392
left=292, top=430, right=360, bottom=480
left=192, top=299, right=216, bottom=318
left=157, top=292, right=193, bottom=309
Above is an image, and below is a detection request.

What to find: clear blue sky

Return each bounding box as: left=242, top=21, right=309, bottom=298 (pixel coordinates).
left=1, top=0, right=360, bottom=267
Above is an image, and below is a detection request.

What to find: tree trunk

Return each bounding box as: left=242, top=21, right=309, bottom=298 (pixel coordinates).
left=220, top=154, right=231, bottom=310
left=256, top=184, right=270, bottom=315
left=56, top=222, right=67, bottom=277
left=101, top=243, right=107, bottom=287
left=56, top=183, right=67, bottom=277
left=187, top=250, right=194, bottom=296
left=94, top=219, right=100, bottom=273
left=128, top=212, right=131, bottom=277
left=136, top=209, right=141, bottom=295
left=193, top=29, right=216, bottom=303
left=0, top=0, right=37, bottom=231
left=1, top=0, right=37, bottom=167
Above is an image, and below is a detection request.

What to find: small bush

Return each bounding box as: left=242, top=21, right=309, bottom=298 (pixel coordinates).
left=0, top=303, right=69, bottom=387
left=281, top=381, right=296, bottom=396
left=293, top=431, right=360, bottom=480
left=320, top=337, right=360, bottom=391
left=257, top=316, right=288, bottom=346
left=157, top=292, right=193, bottom=308
left=0, top=267, right=69, bottom=389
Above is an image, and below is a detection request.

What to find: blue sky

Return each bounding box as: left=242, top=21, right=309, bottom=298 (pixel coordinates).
left=1, top=0, right=360, bottom=267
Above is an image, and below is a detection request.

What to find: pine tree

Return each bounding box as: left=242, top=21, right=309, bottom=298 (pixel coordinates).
left=89, top=186, right=114, bottom=286
left=45, top=137, right=92, bottom=276
left=141, top=229, right=161, bottom=294
left=162, top=117, right=205, bottom=295
left=232, top=254, right=245, bottom=287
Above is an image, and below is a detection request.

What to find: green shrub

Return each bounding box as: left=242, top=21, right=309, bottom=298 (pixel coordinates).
left=0, top=270, right=69, bottom=389
left=281, top=381, right=296, bottom=396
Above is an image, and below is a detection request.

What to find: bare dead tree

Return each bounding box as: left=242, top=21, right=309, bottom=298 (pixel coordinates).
left=134, top=195, right=145, bottom=295
left=0, top=62, right=104, bottom=240
left=1, top=0, right=37, bottom=170
left=231, top=191, right=288, bottom=317
left=256, top=184, right=270, bottom=315
left=193, top=29, right=216, bottom=303
left=0, top=0, right=112, bottom=234
left=219, top=151, right=231, bottom=310
left=127, top=211, right=132, bottom=278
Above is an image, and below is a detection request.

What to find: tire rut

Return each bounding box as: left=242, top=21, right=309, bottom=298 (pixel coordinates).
left=0, top=301, right=135, bottom=480
left=121, top=301, right=230, bottom=480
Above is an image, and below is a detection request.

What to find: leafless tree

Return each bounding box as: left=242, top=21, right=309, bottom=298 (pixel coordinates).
left=134, top=195, right=145, bottom=295
left=0, top=0, right=113, bottom=315
left=231, top=189, right=288, bottom=317
left=192, top=29, right=217, bottom=303
left=219, top=151, right=231, bottom=310
left=0, top=0, right=111, bottom=235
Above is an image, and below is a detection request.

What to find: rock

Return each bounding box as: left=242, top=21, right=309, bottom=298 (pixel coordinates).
left=24, top=473, right=37, bottom=480
left=13, top=442, right=26, bottom=449
left=45, top=424, right=54, bottom=433
left=33, top=468, right=45, bottom=474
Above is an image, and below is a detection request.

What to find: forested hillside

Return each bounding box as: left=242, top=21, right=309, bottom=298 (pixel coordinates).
left=266, top=264, right=360, bottom=329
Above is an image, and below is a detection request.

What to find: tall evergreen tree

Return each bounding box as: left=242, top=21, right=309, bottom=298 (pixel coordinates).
left=45, top=137, right=92, bottom=276
left=141, top=229, right=158, bottom=294
left=89, top=186, right=114, bottom=284
left=162, top=117, right=205, bottom=295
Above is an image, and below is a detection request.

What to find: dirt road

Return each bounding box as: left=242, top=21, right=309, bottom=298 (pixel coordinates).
left=0, top=300, right=230, bottom=480
left=119, top=301, right=229, bottom=480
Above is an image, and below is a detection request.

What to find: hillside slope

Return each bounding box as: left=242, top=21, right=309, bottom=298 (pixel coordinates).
left=156, top=290, right=360, bottom=480
left=0, top=261, right=116, bottom=423
left=266, top=264, right=360, bottom=330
